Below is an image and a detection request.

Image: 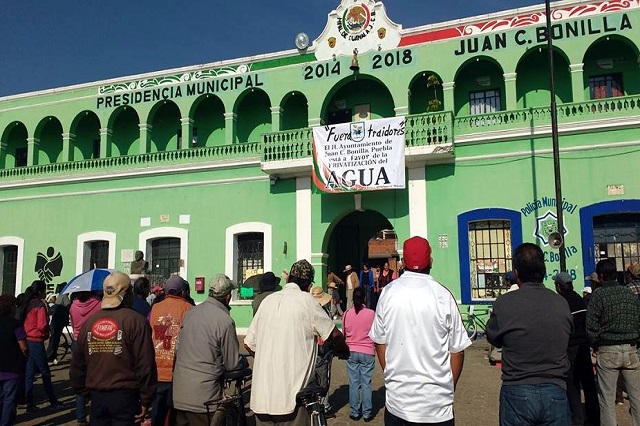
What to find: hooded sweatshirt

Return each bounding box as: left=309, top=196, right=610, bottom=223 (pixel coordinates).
left=70, top=296, right=102, bottom=340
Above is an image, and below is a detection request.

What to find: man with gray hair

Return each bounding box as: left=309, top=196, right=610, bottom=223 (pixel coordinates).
left=172, top=274, right=245, bottom=426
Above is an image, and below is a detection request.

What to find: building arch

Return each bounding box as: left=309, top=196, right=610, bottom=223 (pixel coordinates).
left=515, top=46, right=572, bottom=108
left=320, top=74, right=395, bottom=125
left=190, top=94, right=226, bottom=147
left=583, top=35, right=640, bottom=98
left=34, top=116, right=63, bottom=165
left=108, top=106, right=141, bottom=156
left=234, top=89, right=272, bottom=143
left=70, top=111, right=102, bottom=160
left=408, top=71, right=445, bottom=115
left=147, top=100, right=181, bottom=152
left=1, top=122, right=28, bottom=169
left=453, top=56, right=505, bottom=117
left=280, top=91, right=309, bottom=131
left=322, top=209, right=395, bottom=278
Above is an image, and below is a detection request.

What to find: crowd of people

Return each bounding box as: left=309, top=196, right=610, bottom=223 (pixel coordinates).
left=0, top=236, right=638, bottom=426
left=487, top=247, right=640, bottom=426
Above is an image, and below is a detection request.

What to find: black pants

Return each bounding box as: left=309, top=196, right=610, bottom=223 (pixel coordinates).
left=384, top=409, right=454, bottom=426
left=91, top=389, right=140, bottom=426
left=567, top=344, right=600, bottom=425
left=46, top=324, right=63, bottom=361
left=152, top=381, right=176, bottom=426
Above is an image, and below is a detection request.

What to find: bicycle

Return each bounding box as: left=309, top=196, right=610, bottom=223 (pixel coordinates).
left=460, top=305, right=491, bottom=340
left=296, top=383, right=328, bottom=426
left=204, top=356, right=252, bottom=426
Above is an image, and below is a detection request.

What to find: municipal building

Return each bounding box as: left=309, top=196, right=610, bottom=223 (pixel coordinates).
left=1, top=0, right=639, bottom=330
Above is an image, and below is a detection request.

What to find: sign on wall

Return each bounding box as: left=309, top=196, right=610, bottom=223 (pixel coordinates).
left=312, top=116, right=406, bottom=193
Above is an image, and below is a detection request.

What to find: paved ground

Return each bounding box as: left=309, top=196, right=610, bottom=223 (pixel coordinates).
left=17, top=338, right=634, bottom=425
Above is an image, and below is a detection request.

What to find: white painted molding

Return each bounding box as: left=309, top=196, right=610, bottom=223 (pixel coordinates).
left=408, top=167, right=428, bottom=239
left=76, top=231, right=117, bottom=275
left=0, top=175, right=269, bottom=203
left=139, top=227, right=189, bottom=278
left=0, top=236, right=24, bottom=296
left=225, top=222, right=273, bottom=282
left=296, top=177, right=312, bottom=261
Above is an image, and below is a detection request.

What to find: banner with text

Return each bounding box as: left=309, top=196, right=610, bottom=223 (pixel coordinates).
left=312, top=116, right=406, bottom=193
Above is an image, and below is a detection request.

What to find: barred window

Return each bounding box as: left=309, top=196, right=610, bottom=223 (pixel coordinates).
left=470, top=90, right=501, bottom=115
left=469, top=220, right=512, bottom=300
left=235, top=233, right=264, bottom=301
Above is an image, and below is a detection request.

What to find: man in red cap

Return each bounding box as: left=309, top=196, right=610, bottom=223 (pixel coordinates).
left=369, top=236, right=471, bottom=425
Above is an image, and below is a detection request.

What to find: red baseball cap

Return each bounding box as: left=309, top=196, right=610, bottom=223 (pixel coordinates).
left=403, top=236, right=433, bottom=271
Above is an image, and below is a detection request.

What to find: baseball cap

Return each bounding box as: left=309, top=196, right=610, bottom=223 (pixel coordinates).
left=290, top=259, right=315, bottom=282
left=403, top=236, right=433, bottom=271
left=164, top=275, right=187, bottom=294
left=209, top=274, right=237, bottom=298
left=504, top=271, right=516, bottom=283
left=102, top=272, right=132, bottom=309
left=343, top=265, right=352, bottom=273
left=553, top=271, right=573, bottom=285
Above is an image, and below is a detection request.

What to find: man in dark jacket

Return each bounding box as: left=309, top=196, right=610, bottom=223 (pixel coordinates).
left=486, top=243, right=572, bottom=426
left=587, top=259, right=640, bottom=426
left=554, top=271, right=599, bottom=425
left=70, top=271, right=158, bottom=425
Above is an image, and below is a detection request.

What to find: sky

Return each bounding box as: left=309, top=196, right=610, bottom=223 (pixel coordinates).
left=1, top=0, right=542, bottom=98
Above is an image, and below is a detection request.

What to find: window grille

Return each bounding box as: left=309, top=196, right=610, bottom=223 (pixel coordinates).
left=1, top=246, right=17, bottom=295
left=469, top=220, right=512, bottom=300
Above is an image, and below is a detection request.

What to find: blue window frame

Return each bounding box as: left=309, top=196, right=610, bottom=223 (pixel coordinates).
left=579, top=199, right=640, bottom=275
left=458, top=208, right=522, bottom=304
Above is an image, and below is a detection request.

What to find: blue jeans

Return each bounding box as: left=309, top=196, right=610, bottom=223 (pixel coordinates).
left=347, top=351, right=375, bottom=418
left=25, top=341, right=57, bottom=408
left=0, top=377, right=20, bottom=426
left=499, top=384, right=569, bottom=426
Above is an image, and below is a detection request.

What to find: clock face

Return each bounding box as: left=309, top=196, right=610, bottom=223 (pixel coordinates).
left=295, top=33, right=309, bottom=50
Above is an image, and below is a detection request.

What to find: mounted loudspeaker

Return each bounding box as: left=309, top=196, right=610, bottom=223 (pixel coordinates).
left=548, top=232, right=564, bottom=249
left=295, top=33, right=309, bottom=50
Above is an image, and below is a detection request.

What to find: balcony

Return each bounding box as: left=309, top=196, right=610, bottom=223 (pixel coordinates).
left=262, top=111, right=454, bottom=176
left=454, top=94, right=640, bottom=143
left=0, top=95, right=638, bottom=185
left=0, top=142, right=262, bottom=185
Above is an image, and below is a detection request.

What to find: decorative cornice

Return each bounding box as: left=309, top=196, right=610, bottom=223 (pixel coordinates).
left=98, top=64, right=254, bottom=95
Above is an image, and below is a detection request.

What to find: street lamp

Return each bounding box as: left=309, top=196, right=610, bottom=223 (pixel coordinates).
left=544, top=0, right=567, bottom=271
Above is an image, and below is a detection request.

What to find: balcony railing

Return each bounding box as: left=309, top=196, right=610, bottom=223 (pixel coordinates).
left=454, top=94, right=640, bottom=136
left=262, top=111, right=454, bottom=163
left=0, top=142, right=262, bottom=180
left=0, top=95, right=638, bottom=181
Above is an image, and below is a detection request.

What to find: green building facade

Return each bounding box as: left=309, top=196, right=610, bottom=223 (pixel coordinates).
left=1, top=0, right=639, bottom=330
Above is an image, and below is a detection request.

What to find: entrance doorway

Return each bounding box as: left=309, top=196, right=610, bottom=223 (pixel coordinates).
left=325, top=210, right=398, bottom=283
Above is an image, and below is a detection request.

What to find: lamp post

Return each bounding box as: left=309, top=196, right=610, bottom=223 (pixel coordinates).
left=544, top=0, right=567, bottom=271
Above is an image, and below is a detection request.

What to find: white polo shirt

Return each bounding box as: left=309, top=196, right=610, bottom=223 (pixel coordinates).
left=245, top=283, right=335, bottom=415
left=369, top=271, right=471, bottom=423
